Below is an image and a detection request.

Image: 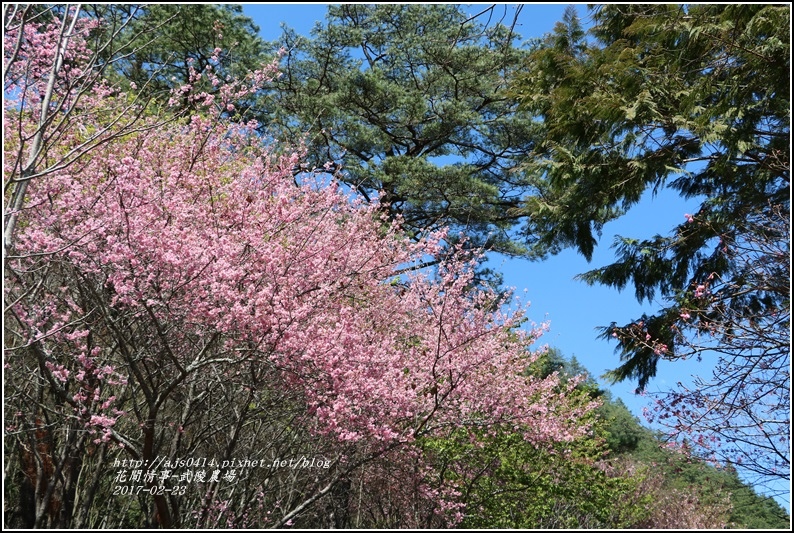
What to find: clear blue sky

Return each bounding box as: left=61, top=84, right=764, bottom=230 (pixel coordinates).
left=240, top=3, right=789, bottom=507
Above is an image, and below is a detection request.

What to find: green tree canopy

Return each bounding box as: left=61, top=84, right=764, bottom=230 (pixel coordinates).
left=259, top=4, right=538, bottom=256
left=514, top=4, right=789, bottom=384
left=513, top=4, right=789, bottom=489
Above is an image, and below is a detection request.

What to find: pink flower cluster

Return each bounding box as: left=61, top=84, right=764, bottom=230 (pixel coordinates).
left=10, top=99, right=594, bottom=452
left=3, top=8, right=99, bottom=116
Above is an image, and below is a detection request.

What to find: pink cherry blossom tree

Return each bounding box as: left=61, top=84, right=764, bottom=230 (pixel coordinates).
left=4, top=7, right=597, bottom=528
left=4, top=5, right=151, bottom=252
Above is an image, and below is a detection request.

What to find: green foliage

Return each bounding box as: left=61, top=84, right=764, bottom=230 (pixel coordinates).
left=597, top=397, right=647, bottom=454
left=419, top=423, right=648, bottom=528
left=260, top=5, right=538, bottom=255
left=85, top=4, right=268, bottom=103
left=513, top=5, right=790, bottom=392
left=726, top=473, right=791, bottom=529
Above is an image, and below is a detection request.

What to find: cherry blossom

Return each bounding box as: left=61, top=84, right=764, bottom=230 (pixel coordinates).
left=4, top=8, right=597, bottom=526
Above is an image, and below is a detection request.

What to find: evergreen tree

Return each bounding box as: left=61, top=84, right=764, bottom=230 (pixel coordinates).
left=260, top=5, right=537, bottom=256
left=513, top=4, right=789, bottom=487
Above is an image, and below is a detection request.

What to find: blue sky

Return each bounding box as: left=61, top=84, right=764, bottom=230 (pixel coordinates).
left=240, top=3, right=789, bottom=507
